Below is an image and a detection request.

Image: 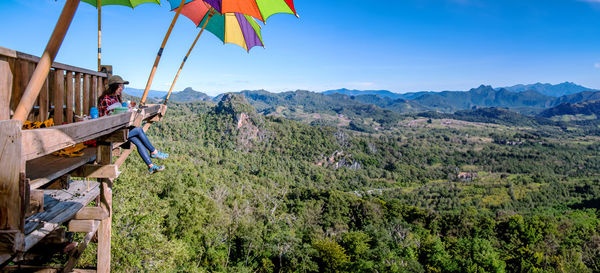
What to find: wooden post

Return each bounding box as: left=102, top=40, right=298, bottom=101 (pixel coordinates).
left=12, top=0, right=81, bottom=123
left=0, top=120, right=24, bottom=253
left=75, top=73, right=82, bottom=116
left=83, top=74, right=90, bottom=116
left=53, top=69, right=65, bottom=125
left=64, top=221, right=100, bottom=273
left=0, top=60, right=12, bottom=120
left=91, top=76, right=97, bottom=108
left=140, top=0, right=186, bottom=106
left=39, top=77, right=49, bottom=122
left=66, top=72, right=74, bottom=123
left=27, top=62, right=36, bottom=121
left=98, top=76, right=105, bottom=103
left=165, top=12, right=213, bottom=104
left=11, top=60, right=31, bottom=116
left=97, top=144, right=112, bottom=273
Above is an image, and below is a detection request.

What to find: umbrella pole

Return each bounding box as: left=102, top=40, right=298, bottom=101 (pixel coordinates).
left=98, top=0, right=101, bottom=71
left=164, top=13, right=214, bottom=105
left=139, top=0, right=186, bottom=106
left=12, top=0, right=80, bottom=123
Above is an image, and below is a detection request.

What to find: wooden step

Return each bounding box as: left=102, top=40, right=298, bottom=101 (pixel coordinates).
left=21, top=180, right=100, bottom=252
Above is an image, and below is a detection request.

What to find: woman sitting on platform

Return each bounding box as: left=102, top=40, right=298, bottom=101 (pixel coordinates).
left=97, top=75, right=168, bottom=174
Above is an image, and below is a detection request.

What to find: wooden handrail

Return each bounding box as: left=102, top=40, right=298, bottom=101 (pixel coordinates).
left=0, top=46, right=106, bottom=77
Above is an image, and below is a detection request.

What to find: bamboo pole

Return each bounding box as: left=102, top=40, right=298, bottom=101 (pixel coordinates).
left=12, top=0, right=80, bottom=123
left=98, top=0, right=102, bottom=71
left=164, top=12, right=214, bottom=105
left=139, top=0, right=186, bottom=106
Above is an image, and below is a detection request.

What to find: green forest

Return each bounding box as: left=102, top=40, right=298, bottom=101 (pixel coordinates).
left=77, top=94, right=600, bottom=272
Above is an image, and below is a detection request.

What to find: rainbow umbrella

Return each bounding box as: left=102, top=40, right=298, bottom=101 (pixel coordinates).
left=163, top=1, right=267, bottom=103
left=80, top=0, right=161, bottom=71
left=175, top=0, right=298, bottom=23
left=140, top=0, right=298, bottom=105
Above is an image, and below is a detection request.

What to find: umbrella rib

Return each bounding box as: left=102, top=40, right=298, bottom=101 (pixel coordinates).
left=165, top=12, right=214, bottom=104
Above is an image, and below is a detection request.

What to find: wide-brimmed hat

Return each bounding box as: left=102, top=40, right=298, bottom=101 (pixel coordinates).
left=107, top=75, right=129, bottom=86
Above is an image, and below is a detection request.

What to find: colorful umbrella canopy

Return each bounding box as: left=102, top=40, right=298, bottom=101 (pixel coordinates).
left=179, top=1, right=264, bottom=51
left=168, top=0, right=297, bottom=23
left=164, top=2, right=266, bottom=103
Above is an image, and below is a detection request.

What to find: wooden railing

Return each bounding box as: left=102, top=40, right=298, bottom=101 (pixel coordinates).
left=0, top=45, right=167, bottom=271
left=0, top=46, right=107, bottom=123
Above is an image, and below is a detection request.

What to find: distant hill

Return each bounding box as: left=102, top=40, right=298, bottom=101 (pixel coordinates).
left=168, top=87, right=212, bottom=102
left=552, top=91, right=600, bottom=105
left=418, top=107, right=558, bottom=127
left=234, top=90, right=404, bottom=126
left=322, top=88, right=436, bottom=100
left=345, top=94, right=432, bottom=113
left=322, top=88, right=405, bottom=99
left=412, top=85, right=555, bottom=112
left=124, top=87, right=167, bottom=99
left=501, top=82, right=597, bottom=97
left=539, top=100, right=600, bottom=118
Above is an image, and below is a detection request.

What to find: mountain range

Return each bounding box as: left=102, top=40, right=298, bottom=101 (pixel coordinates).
left=125, top=82, right=600, bottom=120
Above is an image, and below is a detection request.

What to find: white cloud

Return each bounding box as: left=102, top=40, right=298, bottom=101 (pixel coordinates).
left=579, top=0, right=600, bottom=3
left=595, top=63, right=600, bottom=69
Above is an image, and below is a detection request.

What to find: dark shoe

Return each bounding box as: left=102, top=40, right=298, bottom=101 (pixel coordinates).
left=148, top=165, right=165, bottom=174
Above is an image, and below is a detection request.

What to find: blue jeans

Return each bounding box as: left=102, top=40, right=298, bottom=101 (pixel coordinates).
left=128, top=127, right=156, bottom=166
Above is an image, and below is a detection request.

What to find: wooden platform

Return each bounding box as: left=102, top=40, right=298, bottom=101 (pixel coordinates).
left=26, top=147, right=97, bottom=190
left=22, top=180, right=100, bottom=252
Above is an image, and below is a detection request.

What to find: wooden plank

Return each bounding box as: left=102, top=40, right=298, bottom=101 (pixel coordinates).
left=0, top=46, right=17, bottom=58
left=11, top=60, right=30, bottom=116
left=21, top=112, right=133, bottom=161
left=0, top=60, right=13, bottom=120
left=90, top=76, right=97, bottom=108
left=39, top=76, right=50, bottom=122
left=22, top=180, right=100, bottom=252
left=65, top=72, right=74, bottom=123
left=0, top=121, right=23, bottom=255
left=97, top=142, right=112, bottom=273
left=21, top=104, right=161, bottom=161
left=53, top=69, right=65, bottom=125
left=97, top=77, right=105, bottom=103
left=100, top=129, right=128, bottom=142
left=74, top=207, right=108, bottom=220
left=27, top=62, right=36, bottom=122
left=27, top=147, right=96, bottom=190
left=72, top=164, right=119, bottom=179
left=15, top=51, right=105, bottom=77
left=83, top=74, right=90, bottom=117
left=159, top=104, right=168, bottom=116
left=64, top=222, right=99, bottom=272
left=68, top=220, right=99, bottom=233
left=0, top=253, right=12, bottom=266
left=97, top=183, right=111, bottom=273
left=47, top=70, right=55, bottom=116
left=74, top=73, right=82, bottom=117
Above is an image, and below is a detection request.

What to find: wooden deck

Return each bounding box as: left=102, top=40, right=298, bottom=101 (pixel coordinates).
left=1, top=41, right=168, bottom=271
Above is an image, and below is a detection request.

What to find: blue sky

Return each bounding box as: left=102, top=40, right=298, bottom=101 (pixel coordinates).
left=1, top=0, right=600, bottom=96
